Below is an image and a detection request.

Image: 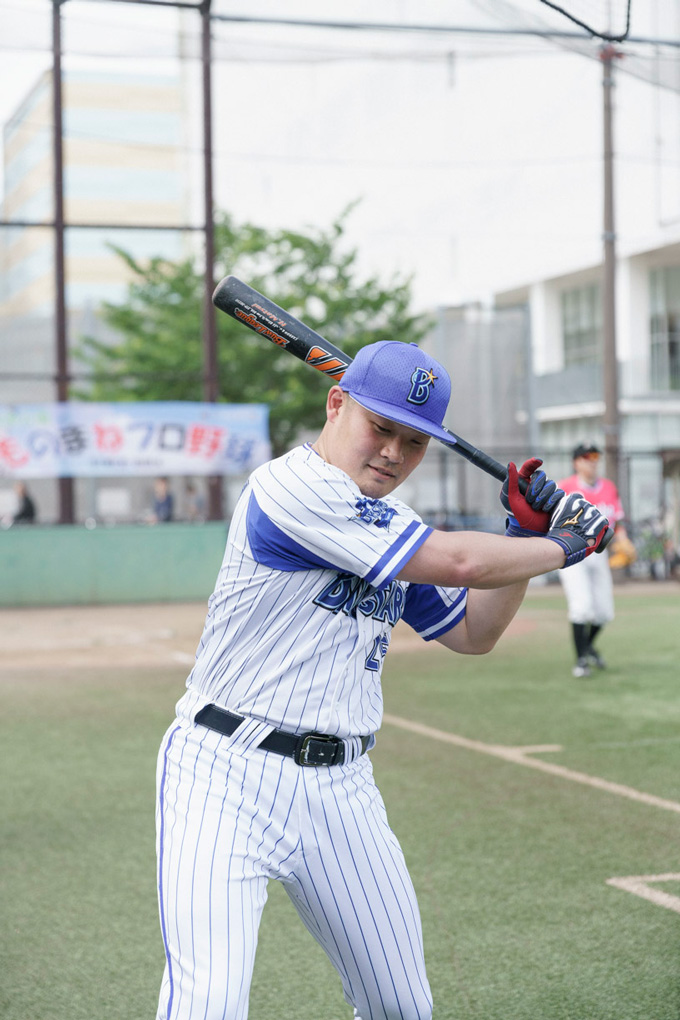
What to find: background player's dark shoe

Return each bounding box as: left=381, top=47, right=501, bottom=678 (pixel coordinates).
left=587, top=648, right=607, bottom=669
left=572, top=657, right=591, bottom=678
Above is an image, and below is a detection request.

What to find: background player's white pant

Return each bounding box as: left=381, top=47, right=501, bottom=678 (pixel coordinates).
left=156, top=720, right=433, bottom=1020
left=557, top=552, right=614, bottom=625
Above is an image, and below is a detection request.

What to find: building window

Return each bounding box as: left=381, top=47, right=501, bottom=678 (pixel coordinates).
left=560, top=284, right=602, bottom=366
left=649, top=267, right=680, bottom=391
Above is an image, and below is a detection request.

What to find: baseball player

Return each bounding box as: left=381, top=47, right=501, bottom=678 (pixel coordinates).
left=558, top=441, right=626, bottom=678
left=155, top=341, right=610, bottom=1020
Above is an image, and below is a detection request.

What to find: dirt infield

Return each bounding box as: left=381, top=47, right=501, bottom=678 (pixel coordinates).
left=0, top=601, right=209, bottom=672
left=0, top=600, right=430, bottom=671
left=1, top=580, right=675, bottom=672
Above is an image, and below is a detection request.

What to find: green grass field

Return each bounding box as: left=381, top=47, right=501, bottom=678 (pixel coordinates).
left=2, top=586, right=679, bottom=1019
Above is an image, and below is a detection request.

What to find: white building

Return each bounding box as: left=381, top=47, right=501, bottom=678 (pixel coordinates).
left=475, top=239, right=677, bottom=564
left=0, top=68, right=189, bottom=404
left=0, top=68, right=192, bottom=522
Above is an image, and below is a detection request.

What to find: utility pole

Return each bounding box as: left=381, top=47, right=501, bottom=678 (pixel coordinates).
left=200, top=0, right=223, bottom=520
left=53, top=0, right=74, bottom=524
left=524, top=301, right=539, bottom=453
left=600, top=43, right=622, bottom=491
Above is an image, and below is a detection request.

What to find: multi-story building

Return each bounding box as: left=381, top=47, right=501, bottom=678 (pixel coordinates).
left=494, top=243, right=680, bottom=533
left=426, top=262, right=680, bottom=569
left=1, top=67, right=188, bottom=404
left=0, top=68, right=190, bottom=521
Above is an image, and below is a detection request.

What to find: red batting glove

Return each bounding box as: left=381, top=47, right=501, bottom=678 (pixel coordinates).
left=501, top=459, right=562, bottom=535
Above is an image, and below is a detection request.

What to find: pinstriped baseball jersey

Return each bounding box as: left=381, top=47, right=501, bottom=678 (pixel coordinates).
left=182, top=443, right=468, bottom=737
left=156, top=342, right=468, bottom=1019
left=157, top=442, right=466, bottom=1020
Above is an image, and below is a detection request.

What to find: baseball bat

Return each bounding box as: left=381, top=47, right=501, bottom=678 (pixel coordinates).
left=213, top=276, right=509, bottom=478
left=212, top=275, right=613, bottom=549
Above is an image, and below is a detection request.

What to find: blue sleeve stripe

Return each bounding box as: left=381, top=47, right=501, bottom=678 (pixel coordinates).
left=365, top=521, right=432, bottom=589
left=403, top=585, right=467, bottom=639
left=420, top=600, right=467, bottom=640
left=420, top=587, right=468, bottom=632
left=245, top=491, right=338, bottom=572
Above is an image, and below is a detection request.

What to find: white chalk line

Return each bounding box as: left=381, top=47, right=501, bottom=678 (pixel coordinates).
left=382, top=714, right=680, bottom=815
left=606, top=875, right=680, bottom=914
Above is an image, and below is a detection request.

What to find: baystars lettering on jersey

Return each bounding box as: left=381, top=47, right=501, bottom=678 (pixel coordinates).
left=314, top=572, right=405, bottom=625
left=175, top=443, right=467, bottom=739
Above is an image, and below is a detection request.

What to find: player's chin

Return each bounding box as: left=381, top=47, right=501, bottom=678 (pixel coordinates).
left=363, top=468, right=398, bottom=497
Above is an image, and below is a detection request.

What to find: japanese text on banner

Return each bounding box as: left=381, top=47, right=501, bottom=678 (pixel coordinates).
left=0, top=402, right=271, bottom=478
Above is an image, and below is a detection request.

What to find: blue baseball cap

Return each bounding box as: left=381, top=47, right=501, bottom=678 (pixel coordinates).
left=339, top=340, right=452, bottom=443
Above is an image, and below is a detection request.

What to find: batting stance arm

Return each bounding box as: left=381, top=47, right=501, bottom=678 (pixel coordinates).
left=396, top=529, right=564, bottom=590
left=397, top=530, right=560, bottom=655
left=397, top=493, right=611, bottom=653
left=397, top=530, right=557, bottom=654
left=398, top=490, right=610, bottom=589
left=435, top=582, right=531, bottom=655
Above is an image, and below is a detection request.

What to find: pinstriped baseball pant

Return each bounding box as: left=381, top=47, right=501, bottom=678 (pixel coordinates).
left=156, top=720, right=433, bottom=1020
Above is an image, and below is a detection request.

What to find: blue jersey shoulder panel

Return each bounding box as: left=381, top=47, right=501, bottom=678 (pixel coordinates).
left=246, top=490, right=338, bottom=572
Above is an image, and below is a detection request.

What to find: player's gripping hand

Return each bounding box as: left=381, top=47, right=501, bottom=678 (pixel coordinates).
left=545, top=492, right=610, bottom=568
left=501, top=459, right=565, bottom=537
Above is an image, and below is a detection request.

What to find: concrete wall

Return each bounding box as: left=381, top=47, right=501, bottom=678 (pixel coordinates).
left=1, top=523, right=228, bottom=607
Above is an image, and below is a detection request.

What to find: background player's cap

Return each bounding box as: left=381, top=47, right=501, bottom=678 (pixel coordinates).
left=572, top=441, right=601, bottom=459
left=339, top=340, right=452, bottom=443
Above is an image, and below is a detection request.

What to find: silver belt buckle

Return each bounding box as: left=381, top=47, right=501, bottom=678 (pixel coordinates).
left=296, top=733, right=340, bottom=766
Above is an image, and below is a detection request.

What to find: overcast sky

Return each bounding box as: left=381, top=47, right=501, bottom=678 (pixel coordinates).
left=2, top=0, right=679, bottom=310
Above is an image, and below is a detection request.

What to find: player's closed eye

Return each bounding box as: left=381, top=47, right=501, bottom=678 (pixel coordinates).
left=375, top=425, right=425, bottom=450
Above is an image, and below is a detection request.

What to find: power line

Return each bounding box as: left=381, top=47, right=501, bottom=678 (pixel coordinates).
left=0, top=39, right=552, bottom=62
left=4, top=0, right=680, bottom=50
left=208, top=11, right=680, bottom=47
left=3, top=114, right=676, bottom=172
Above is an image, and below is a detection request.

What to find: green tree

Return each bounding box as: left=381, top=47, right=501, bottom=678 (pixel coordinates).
left=75, top=208, right=432, bottom=455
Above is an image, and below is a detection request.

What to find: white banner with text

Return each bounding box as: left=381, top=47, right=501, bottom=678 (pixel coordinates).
left=0, top=402, right=271, bottom=478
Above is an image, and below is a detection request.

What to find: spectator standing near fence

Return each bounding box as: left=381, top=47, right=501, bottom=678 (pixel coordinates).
left=11, top=482, right=36, bottom=525
left=558, top=442, right=627, bottom=678
left=151, top=477, right=174, bottom=523
left=184, top=481, right=206, bottom=523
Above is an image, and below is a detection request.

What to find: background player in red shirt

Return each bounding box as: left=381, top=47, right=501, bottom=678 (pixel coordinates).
left=558, top=442, right=628, bottom=677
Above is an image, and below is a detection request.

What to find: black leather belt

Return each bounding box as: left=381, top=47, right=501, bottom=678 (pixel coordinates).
left=194, top=704, right=371, bottom=767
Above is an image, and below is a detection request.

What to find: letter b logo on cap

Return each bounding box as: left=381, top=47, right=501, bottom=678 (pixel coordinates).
left=407, top=367, right=437, bottom=406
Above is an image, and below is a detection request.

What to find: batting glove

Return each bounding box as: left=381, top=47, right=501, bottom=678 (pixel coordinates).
left=545, top=492, right=611, bottom=568
left=501, top=459, right=565, bottom=537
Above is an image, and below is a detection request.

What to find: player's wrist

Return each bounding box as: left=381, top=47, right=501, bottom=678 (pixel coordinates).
left=505, top=515, right=547, bottom=539
left=544, top=533, right=586, bottom=568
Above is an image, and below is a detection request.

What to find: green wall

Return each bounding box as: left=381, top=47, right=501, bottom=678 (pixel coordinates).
left=1, top=523, right=228, bottom=606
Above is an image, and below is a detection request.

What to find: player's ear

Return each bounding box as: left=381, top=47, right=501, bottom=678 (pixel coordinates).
left=326, top=386, right=346, bottom=421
